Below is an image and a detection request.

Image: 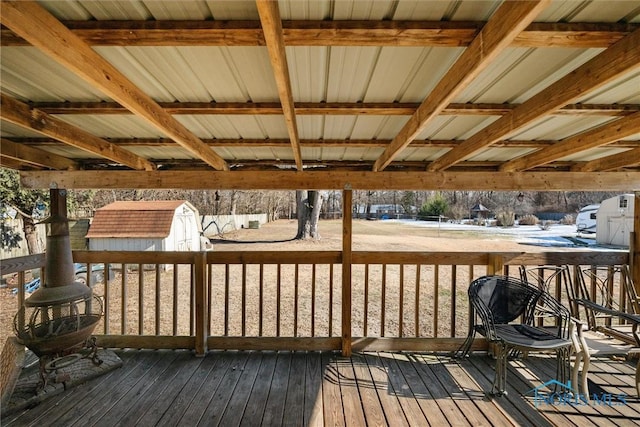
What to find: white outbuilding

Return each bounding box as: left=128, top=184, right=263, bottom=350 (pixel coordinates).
left=596, top=194, right=634, bottom=248
left=86, top=200, right=203, bottom=251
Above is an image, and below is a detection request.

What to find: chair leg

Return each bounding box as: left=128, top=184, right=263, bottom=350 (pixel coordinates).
left=571, top=348, right=583, bottom=397
left=454, top=328, right=476, bottom=359
left=490, top=344, right=508, bottom=396
left=581, top=348, right=591, bottom=400
left=636, top=358, right=640, bottom=397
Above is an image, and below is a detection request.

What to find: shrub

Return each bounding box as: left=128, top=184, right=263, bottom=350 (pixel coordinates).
left=518, top=214, right=539, bottom=226
left=539, top=220, right=553, bottom=230
left=418, top=193, right=448, bottom=220
left=561, top=214, right=575, bottom=225
left=496, top=211, right=515, bottom=227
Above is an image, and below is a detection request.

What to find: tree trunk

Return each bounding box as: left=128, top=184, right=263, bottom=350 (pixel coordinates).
left=22, top=215, right=41, bottom=254
left=230, top=191, right=238, bottom=215
left=296, top=190, right=323, bottom=240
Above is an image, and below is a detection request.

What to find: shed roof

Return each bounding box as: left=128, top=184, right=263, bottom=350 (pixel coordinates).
left=1, top=0, right=639, bottom=192
left=471, top=204, right=490, bottom=212
left=86, top=200, right=190, bottom=238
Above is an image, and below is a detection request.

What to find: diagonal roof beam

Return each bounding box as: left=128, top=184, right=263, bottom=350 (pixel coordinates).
left=501, top=111, right=640, bottom=172
left=1, top=94, right=155, bottom=171
left=572, top=147, right=640, bottom=172
left=372, top=0, right=550, bottom=172
left=256, top=0, right=303, bottom=170
left=428, top=28, right=640, bottom=172
left=0, top=0, right=228, bottom=171
left=0, top=137, right=78, bottom=170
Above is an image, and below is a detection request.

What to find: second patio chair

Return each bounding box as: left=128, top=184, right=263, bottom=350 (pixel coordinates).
left=570, top=265, right=640, bottom=397
left=457, top=275, right=573, bottom=396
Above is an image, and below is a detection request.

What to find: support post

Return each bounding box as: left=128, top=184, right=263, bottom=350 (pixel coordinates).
left=633, top=191, right=640, bottom=293
left=194, top=251, right=208, bottom=356
left=487, top=254, right=504, bottom=276
left=342, top=189, right=353, bottom=356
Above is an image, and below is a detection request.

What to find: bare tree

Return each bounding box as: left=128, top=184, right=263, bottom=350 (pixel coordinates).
left=296, top=190, right=323, bottom=240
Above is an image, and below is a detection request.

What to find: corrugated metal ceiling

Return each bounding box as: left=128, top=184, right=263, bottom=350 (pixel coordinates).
left=1, top=0, right=639, bottom=178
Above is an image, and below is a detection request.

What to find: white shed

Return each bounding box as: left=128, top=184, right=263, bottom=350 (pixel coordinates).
left=86, top=200, right=202, bottom=251
left=596, top=194, right=634, bottom=247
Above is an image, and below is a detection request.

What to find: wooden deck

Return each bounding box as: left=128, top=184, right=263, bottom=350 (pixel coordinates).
left=2, top=349, right=640, bottom=426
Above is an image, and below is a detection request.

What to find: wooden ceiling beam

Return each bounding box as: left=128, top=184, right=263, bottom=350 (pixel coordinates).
left=373, top=0, right=550, bottom=172
left=572, top=147, right=640, bottom=172
left=501, top=111, right=640, bottom=172
left=0, top=156, right=41, bottom=170
left=0, top=0, right=229, bottom=171
left=427, top=28, right=640, bottom=172
left=256, top=0, right=302, bottom=170
left=0, top=137, right=78, bottom=170
left=30, top=101, right=640, bottom=117
left=20, top=170, right=640, bottom=191
left=1, top=21, right=636, bottom=48
left=0, top=94, right=155, bottom=171
left=14, top=137, right=639, bottom=150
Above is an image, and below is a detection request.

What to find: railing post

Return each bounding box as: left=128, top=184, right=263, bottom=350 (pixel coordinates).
left=632, top=191, right=640, bottom=293
left=487, top=254, right=504, bottom=275
left=194, top=251, right=208, bottom=356
left=342, top=188, right=353, bottom=356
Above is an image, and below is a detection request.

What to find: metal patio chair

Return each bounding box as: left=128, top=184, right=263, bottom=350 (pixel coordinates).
left=456, top=275, right=573, bottom=396
left=570, top=265, right=640, bottom=397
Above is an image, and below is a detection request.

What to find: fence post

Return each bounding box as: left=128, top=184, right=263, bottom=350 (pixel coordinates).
left=342, top=188, right=353, bottom=356
left=194, top=251, right=208, bottom=356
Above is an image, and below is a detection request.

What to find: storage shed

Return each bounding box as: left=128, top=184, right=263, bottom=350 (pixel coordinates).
left=596, top=194, right=634, bottom=247
left=86, top=200, right=202, bottom=252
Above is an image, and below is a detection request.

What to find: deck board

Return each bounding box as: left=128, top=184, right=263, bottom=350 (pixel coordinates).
left=351, top=353, right=387, bottom=426
left=398, top=353, right=472, bottom=426
left=376, top=354, right=428, bottom=425
left=68, top=349, right=167, bottom=427
left=219, top=352, right=264, bottom=426
left=3, top=349, right=640, bottom=427
left=304, top=351, right=324, bottom=427
left=321, top=351, right=345, bottom=426
left=432, top=354, right=518, bottom=426
left=155, top=352, right=220, bottom=426
left=462, top=354, right=553, bottom=426
left=363, top=353, right=411, bottom=427
left=239, top=352, right=277, bottom=427
left=197, top=351, right=251, bottom=426
left=335, top=355, right=367, bottom=426
left=282, top=352, right=307, bottom=426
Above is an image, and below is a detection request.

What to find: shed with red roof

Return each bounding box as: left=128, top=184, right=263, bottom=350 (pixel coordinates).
left=86, top=200, right=203, bottom=252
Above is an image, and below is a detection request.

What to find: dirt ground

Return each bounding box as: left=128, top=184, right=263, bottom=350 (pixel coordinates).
left=1, top=219, right=578, bottom=355
left=210, top=218, right=557, bottom=252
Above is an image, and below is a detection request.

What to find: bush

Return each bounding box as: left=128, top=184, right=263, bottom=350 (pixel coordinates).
left=418, top=193, right=448, bottom=220
left=561, top=214, right=575, bottom=225
left=539, top=220, right=554, bottom=230
left=518, top=214, right=539, bottom=226
left=496, top=211, right=515, bottom=227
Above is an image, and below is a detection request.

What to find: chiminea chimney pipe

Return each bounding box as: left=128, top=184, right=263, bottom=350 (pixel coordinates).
left=25, top=189, right=91, bottom=307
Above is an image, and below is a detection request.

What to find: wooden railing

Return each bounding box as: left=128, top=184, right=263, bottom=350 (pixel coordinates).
left=1, top=250, right=630, bottom=355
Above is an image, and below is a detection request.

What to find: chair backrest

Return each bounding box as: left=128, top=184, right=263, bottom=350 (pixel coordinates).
left=574, top=264, right=638, bottom=330
left=519, top=265, right=574, bottom=325
left=621, top=264, right=640, bottom=314
left=469, top=275, right=542, bottom=325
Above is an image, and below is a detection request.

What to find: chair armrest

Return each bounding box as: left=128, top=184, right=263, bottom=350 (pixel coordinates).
left=575, top=299, right=640, bottom=324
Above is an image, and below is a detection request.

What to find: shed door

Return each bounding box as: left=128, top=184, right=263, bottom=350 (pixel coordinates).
left=607, top=217, right=630, bottom=246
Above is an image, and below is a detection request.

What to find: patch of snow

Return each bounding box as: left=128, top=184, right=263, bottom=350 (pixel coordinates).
left=387, top=219, right=618, bottom=250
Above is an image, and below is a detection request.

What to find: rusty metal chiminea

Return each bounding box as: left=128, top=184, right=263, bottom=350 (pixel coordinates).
left=13, top=189, right=103, bottom=387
